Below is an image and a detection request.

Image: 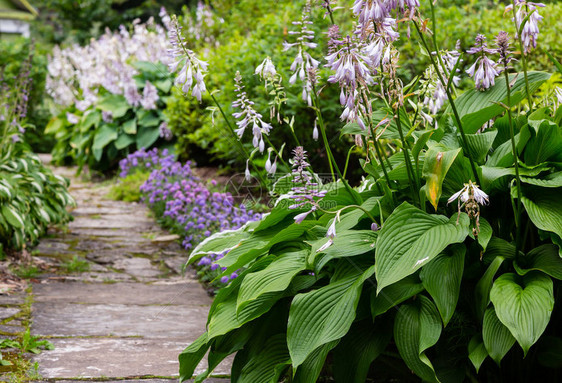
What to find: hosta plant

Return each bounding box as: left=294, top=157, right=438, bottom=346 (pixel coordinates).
left=0, top=49, right=74, bottom=253
left=45, top=16, right=175, bottom=172
left=177, top=0, right=562, bottom=382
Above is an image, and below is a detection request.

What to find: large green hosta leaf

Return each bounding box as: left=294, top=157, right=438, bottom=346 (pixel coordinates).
left=394, top=295, right=442, bottom=383
left=465, top=131, right=498, bottom=164
left=468, top=334, right=488, bottom=373
left=92, top=125, right=118, bottom=152
left=96, top=94, right=130, bottom=118
left=523, top=119, right=562, bottom=166
left=454, top=71, right=550, bottom=134
left=515, top=186, right=562, bottom=241
left=235, top=334, right=290, bottom=383
left=482, top=307, right=515, bottom=365
left=333, top=318, right=392, bottom=383
left=312, top=230, right=377, bottom=272
left=287, top=265, right=375, bottom=368
left=490, top=272, right=554, bottom=356
left=179, top=332, right=210, bottom=382
left=420, top=245, right=465, bottom=326
left=237, top=250, right=306, bottom=313
left=375, top=202, right=470, bottom=292
left=371, top=274, right=424, bottom=317
left=514, top=244, right=562, bottom=280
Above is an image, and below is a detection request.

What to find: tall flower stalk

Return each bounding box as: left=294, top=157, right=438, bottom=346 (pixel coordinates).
left=497, top=31, right=523, bottom=253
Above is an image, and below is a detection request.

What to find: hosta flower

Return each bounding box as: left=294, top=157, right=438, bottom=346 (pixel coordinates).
left=140, top=81, right=159, bottom=110
left=289, top=147, right=327, bottom=213
left=159, top=122, right=173, bottom=141
left=422, top=44, right=462, bottom=115
left=448, top=180, right=489, bottom=235
left=255, top=57, right=277, bottom=80
left=495, top=31, right=516, bottom=72
left=466, top=35, right=499, bottom=91
left=284, top=6, right=320, bottom=106
left=168, top=15, right=208, bottom=102
left=447, top=181, right=489, bottom=206
left=66, top=112, right=79, bottom=124
left=325, top=35, right=373, bottom=128
left=232, top=71, right=272, bottom=153
left=506, top=1, right=545, bottom=54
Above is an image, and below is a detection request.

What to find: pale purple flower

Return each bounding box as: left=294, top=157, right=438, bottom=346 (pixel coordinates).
left=124, top=83, right=142, bottom=107
left=289, top=147, right=327, bottom=211
left=245, top=160, right=251, bottom=181
left=466, top=35, right=499, bottom=91
left=232, top=71, right=272, bottom=153
left=284, top=6, right=320, bottom=106
left=140, top=81, right=159, bottom=110
left=102, top=111, right=113, bottom=123
left=255, top=57, right=277, bottom=80
left=168, top=15, right=208, bottom=102
left=159, top=122, right=173, bottom=140
left=312, top=119, right=319, bottom=141
left=66, top=112, right=79, bottom=124
left=507, top=1, right=545, bottom=54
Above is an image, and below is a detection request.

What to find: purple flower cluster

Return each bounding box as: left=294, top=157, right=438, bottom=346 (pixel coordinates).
left=196, top=250, right=239, bottom=283
left=118, top=147, right=175, bottom=178
left=119, top=149, right=261, bottom=283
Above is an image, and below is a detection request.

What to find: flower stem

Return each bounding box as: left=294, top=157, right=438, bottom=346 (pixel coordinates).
left=395, top=112, right=419, bottom=206
left=263, top=135, right=289, bottom=170
left=413, top=21, right=481, bottom=185
left=503, top=70, right=523, bottom=253
left=511, top=4, right=533, bottom=108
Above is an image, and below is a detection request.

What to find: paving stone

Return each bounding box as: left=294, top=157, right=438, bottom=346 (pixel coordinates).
left=0, top=307, right=21, bottom=320
left=112, top=257, right=163, bottom=278
left=0, top=290, right=27, bottom=305
left=33, top=281, right=211, bottom=306
left=32, top=303, right=210, bottom=338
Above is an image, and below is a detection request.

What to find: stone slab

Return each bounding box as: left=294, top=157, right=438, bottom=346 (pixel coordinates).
left=32, top=303, right=210, bottom=338
left=31, top=338, right=232, bottom=379
left=33, top=281, right=211, bottom=306
left=0, top=307, right=21, bottom=320
left=112, top=258, right=164, bottom=278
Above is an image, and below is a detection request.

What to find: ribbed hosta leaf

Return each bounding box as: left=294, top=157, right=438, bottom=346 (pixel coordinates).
left=179, top=332, right=210, bottom=382
left=313, top=230, right=377, bottom=272
left=454, top=71, right=550, bottom=134
left=287, top=265, right=375, bottom=368
left=516, top=186, right=562, bottom=240
left=371, top=274, right=424, bottom=317
left=475, top=255, right=505, bottom=322
left=521, top=172, right=562, bottom=188
left=293, top=340, right=338, bottom=383
left=394, top=295, right=442, bottom=383
left=465, top=131, right=498, bottom=164
left=468, top=334, right=488, bottom=373
left=482, top=307, right=515, bottom=365
left=375, top=202, right=470, bottom=292
left=333, top=318, right=392, bottom=383
left=490, top=272, right=554, bottom=356
left=514, top=244, right=562, bottom=280
left=236, top=334, right=290, bottom=383
left=420, top=245, right=465, bottom=326
left=237, top=250, right=306, bottom=313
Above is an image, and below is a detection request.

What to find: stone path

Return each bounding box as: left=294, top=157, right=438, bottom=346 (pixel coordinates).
left=0, top=160, right=231, bottom=382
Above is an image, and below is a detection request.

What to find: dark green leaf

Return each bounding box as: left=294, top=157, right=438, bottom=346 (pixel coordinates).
left=136, top=125, right=160, bottom=149
left=375, top=202, right=470, bottom=292
left=287, top=265, right=375, bottom=368
left=454, top=71, right=550, bottom=134
left=92, top=125, right=118, bottom=152
left=468, top=334, right=488, bottom=373
left=179, top=332, right=210, bottom=382
left=420, top=245, right=465, bottom=326
left=96, top=94, right=130, bottom=118
left=371, top=274, right=424, bottom=317
left=490, top=272, right=554, bottom=356
left=514, top=244, right=562, bottom=280
left=482, top=307, right=515, bottom=365
left=394, top=295, right=442, bottom=383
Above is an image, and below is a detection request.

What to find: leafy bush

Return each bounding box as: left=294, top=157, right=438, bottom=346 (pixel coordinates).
left=0, top=46, right=74, bottom=254
left=176, top=1, right=562, bottom=382
left=0, top=38, right=53, bottom=153
left=45, top=18, right=175, bottom=172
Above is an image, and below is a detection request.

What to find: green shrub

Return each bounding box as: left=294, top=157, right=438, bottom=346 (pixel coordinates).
left=108, top=171, right=150, bottom=202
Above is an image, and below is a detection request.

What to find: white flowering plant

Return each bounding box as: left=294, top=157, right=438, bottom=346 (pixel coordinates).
left=171, top=1, right=562, bottom=382
left=44, top=16, right=176, bottom=173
